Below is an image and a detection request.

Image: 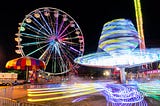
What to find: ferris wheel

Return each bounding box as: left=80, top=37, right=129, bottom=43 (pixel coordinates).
left=15, top=7, right=85, bottom=75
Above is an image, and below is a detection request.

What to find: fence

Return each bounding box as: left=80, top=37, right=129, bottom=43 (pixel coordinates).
left=0, top=85, right=47, bottom=106
left=0, top=97, right=47, bottom=106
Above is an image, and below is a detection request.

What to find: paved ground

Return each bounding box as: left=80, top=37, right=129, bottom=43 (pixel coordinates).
left=0, top=80, right=160, bottom=106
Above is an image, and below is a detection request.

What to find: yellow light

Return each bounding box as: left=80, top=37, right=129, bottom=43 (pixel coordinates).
left=27, top=83, right=104, bottom=102
left=27, top=88, right=102, bottom=102
left=134, top=0, right=146, bottom=50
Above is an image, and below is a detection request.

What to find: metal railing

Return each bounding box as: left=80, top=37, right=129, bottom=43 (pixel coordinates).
left=0, top=85, right=46, bottom=106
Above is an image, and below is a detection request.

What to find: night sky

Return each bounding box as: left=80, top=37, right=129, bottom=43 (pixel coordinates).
left=0, top=0, right=160, bottom=71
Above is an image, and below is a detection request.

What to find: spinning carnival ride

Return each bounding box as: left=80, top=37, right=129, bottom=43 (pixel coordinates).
left=14, top=7, right=85, bottom=75
left=74, top=18, right=160, bottom=83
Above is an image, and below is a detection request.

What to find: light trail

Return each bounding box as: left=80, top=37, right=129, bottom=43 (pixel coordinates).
left=134, top=0, right=146, bottom=50
left=27, top=83, right=104, bottom=102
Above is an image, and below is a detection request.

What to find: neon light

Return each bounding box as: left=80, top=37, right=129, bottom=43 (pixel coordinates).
left=101, top=84, right=144, bottom=103
left=134, top=0, right=146, bottom=50
left=27, top=83, right=104, bottom=102
left=28, top=87, right=97, bottom=97
left=74, top=48, right=160, bottom=68
left=98, top=18, right=140, bottom=56
left=72, top=84, right=147, bottom=105
left=137, top=80, right=160, bottom=101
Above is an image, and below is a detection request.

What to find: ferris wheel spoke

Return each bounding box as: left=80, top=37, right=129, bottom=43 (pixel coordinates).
left=39, top=44, right=53, bottom=60
left=46, top=17, right=54, bottom=34
left=47, top=14, right=56, bottom=35
left=57, top=19, right=65, bottom=35
left=59, top=28, right=77, bottom=39
left=29, top=15, right=51, bottom=35
left=55, top=12, right=59, bottom=36
left=62, top=35, right=81, bottom=40
left=62, top=50, right=75, bottom=63
left=52, top=46, right=68, bottom=73
left=56, top=45, right=70, bottom=63
left=38, top=11, right=53, bottom=34
left=58, top=22, right=72, bottom=38
left=24, top=23, right=49, bottom=37
left=58, top=44, right=77, bottom=62
left=58, top=58, right=67, bottom=72
left=62, top=35, right=81, bottom=42
left=51, top=49, right=57, bottom=73
left=41, top=51, right=52, bottom=66
left=52, top=59, right=56, bottom=73
left=21, top=40, right=49, bottom=46
left=21, top=32, right=47, bottom=39
left=61, top=43, right=81, bottom=55
left=26, top=43, right=50, bottom=56
left=69, top=46, right=82, bottom=54
left=62, top=40, right=80, bottom=46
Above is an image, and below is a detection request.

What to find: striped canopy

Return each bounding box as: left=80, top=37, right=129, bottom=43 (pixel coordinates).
left=5, top=56, right=46, bottom=71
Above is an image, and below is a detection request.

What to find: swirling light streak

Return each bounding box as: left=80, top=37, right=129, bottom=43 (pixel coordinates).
left=101, top=84, right=144, bottom=103
left=74, top=48, right=160, bottom=68
left=72, top=95, right=91, bottom=103
left=27, top=83, right=92, bottom=93
left=72, top=84, right=147, bottom=105
left=27, top=83, right=104, bottom=102
left=98, top=18, right=140, bottom=56
left=27, top=82, right=148, bottom=105
left=28, top=87, right=97, bottom=97
left=27, top=88, right=103, bottom=102
left=104, top=100, right=148, bottom=106
left=137, top=80, right=160, bottom=101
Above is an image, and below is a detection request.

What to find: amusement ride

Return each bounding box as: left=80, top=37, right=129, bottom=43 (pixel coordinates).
left=14, top=7, right=85, bottom=75
left=3, top=0, right=160, bottom=105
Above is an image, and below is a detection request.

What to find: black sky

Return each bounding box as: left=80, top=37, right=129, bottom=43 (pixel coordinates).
left=0, top=0, right=160, bottom=71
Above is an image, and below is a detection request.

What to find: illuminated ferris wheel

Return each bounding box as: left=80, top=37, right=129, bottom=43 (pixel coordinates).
left=15, top=7, right=85, bottom=75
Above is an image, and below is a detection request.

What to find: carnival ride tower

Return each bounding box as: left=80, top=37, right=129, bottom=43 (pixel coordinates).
left=134, top=0, right=146, bottom=50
